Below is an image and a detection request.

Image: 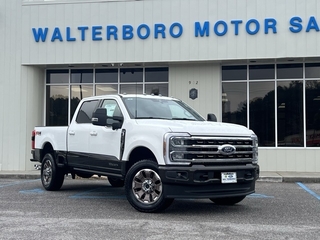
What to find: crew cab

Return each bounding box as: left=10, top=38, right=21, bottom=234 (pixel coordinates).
left=31, top=94, right=260, bottom=212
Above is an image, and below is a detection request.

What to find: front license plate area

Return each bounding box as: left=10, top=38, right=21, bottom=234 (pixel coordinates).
left=221, top=172, right=237, bottom=183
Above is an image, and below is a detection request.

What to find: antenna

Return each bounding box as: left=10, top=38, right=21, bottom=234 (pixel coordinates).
left=135, top=77, right=138, bottom=118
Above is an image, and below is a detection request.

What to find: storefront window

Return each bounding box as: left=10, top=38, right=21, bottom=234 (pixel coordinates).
left=222, top=63, right=318, bottom=148
left=306, top=80, right=320, bottom=147
left=249, top=65, right=275, bottom=80
left=45, top=67, right=168, bottom=126
left=96, top=84, right=118, bottom=95
left=249, top=82, right=275, bottom=146
left=120, top=68, right=143, bottom=82
left=222, top=65, right=247, bottom=81
left=277, top=63, right=303, bottom=79
left=46, top=86, right=69, bottom=126
left=120, top=84, right=143, bottom=94
left=145, top=68, right=168, bottom=82
left=71, top=69, right=93, bottom=83
left=96, top=69, right=118, bottom=83
left=145, top=84, right=168, bottom=96
left=46, top=70, right=69, bottom=84
left=305, top=63, right=320, bottom=78
left=222, top=82, right=247, bottom=127
left=70, top=86, right=93, bottom=120
left=277, top=81, right=303, bottom=147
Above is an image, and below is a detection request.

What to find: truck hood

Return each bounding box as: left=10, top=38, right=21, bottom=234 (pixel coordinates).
left=135, top=119, right=254, bottom=136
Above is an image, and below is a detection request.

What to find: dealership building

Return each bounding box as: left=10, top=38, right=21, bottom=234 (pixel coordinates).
left=1, top=0, right=320, bottom=173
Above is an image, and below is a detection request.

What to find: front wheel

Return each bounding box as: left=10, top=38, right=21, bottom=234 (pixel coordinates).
left=125, top=160, right=174, bottom=213
left=41, top=153, right=64, bottom=191
left=209, top=196, right=246, bottom=205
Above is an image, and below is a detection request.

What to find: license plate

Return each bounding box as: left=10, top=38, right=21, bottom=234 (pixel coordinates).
left=221, top=172, right=237, bottom=183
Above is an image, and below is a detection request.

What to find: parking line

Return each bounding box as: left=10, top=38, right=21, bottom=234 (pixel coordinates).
left=248, top=193, right=274, bottom=198
left=0, top=179, right=39, bottom=188
left=296, top=182, right=320, bottom=201
left=70, top=187, right=126, bottom=199
left=19, top=188, right=44, bottom=194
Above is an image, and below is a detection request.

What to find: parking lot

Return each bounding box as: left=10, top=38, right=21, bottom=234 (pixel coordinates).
left=0, top=177, right=319, bottom=240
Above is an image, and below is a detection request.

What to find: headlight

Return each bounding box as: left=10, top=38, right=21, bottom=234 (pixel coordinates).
left=163, top=133, right=191, bottom=165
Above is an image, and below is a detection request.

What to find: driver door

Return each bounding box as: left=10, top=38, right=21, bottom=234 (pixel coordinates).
left=89, top=99, right=124, bottom=174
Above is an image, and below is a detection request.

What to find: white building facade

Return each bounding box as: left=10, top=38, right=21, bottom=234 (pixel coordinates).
left=1, top=0, right=320, bottom=172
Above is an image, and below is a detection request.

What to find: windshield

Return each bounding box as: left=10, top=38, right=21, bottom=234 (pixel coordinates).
left=122, top=97, right=205, bottom=121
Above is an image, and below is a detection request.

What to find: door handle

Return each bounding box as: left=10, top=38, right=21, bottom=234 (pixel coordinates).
left=90, top=131, right=97, bottom=136
left=69, top=131, right=75, bottom=136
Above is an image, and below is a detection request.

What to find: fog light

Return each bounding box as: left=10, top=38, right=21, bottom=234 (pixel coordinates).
left=172, top=152, right=184, bottom=160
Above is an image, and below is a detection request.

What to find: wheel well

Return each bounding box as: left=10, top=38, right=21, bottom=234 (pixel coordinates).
left=125, top=147, right=157, bottom=173
left=41, top=142, right=54, bottom=162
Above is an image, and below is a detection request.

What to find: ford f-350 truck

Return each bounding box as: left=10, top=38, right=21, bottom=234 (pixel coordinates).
left=31, top=94, right=259, bottom=212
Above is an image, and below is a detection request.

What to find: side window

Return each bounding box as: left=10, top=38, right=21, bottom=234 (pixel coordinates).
left=76, top=100, right=99, bottom=124
left=101, top=99, right=123, bottom=125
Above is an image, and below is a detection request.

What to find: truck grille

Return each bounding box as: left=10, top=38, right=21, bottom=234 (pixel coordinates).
left=170, top=136, right=254, bottom=163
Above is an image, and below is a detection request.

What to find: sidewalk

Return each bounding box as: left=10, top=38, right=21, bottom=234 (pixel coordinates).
left=0, top=170, right=319, bottom=183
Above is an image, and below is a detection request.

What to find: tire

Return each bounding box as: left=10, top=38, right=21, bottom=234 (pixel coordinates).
left=125, top=160, right=174, bottom=213
left=209, top=196, right=246, bottom=205
left=41, top=153, right=65, bottom=191
left=108, top=177, right=124, bottom=188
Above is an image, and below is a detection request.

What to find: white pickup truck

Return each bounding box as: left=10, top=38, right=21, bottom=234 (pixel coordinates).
left=31, top=94, right=259, bottom=212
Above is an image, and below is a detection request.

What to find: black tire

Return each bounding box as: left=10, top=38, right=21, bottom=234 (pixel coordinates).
left=41, top=153, right=64, bottom=191
left=125, top=160, right=174, bottom=213
left=108, top=177, right=124, bottom=187
left=209, top=196, right=246, bottom=205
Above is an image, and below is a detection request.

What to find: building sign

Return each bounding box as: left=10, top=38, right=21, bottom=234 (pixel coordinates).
left=32, top=16, right=320, bottom=42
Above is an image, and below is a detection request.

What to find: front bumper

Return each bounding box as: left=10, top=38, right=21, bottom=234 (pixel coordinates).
left=158, top=164, right=259, bottom=199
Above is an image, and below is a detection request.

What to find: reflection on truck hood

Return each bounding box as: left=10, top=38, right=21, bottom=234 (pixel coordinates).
left=135, top=119, right=254, bottom=136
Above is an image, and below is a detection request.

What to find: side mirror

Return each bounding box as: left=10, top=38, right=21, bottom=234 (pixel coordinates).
left=92, top=108, right=107, bottom=126
left=207, top=113, right=217, bottom=122
left=111, top=115, right=123, bottom=130
left=112, top=122, right=122, bottom=130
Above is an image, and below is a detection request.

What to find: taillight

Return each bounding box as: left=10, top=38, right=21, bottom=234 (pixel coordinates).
left=31, top=130, right=36, bottom=149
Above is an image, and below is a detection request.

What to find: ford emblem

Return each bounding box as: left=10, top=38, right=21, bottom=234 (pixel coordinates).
left=218, top=144, right=236, bottom=155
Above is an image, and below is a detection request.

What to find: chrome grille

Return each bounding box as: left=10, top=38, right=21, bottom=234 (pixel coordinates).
left=169, top=136, right=254, bottom=163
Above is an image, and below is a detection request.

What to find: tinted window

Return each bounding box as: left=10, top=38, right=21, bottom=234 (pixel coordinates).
left=249, top=65, right=275, bottom=80
left=277, top=64, right=303, bottom=79
left=145, top=68, right=168, bottom=82
left=222, top=66, right=247, bottom=81
left=96, top=69, right=118, bottom=83
left=76, top=100, right=99, bottom=124
left=46, top=70, right=69, bottom=84
left=71, top=69, right=93, bottom=83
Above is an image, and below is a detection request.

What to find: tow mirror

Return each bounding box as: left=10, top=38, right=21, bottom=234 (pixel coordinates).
left=207, top=113, right=217, bottom=122
left=92, top=108, right=107, bottom=126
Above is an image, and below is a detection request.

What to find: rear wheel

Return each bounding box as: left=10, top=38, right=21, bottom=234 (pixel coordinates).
left=41, top=153, right=64, bottom=191
left=125, top=160, right=174, bottom=213
left=209, top=196, right=246, bottom=205
left=108, top=177, right=124, bottom=187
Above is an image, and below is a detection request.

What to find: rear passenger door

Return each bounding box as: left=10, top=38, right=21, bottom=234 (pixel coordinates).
left=67, top=100, right=99, bottom=170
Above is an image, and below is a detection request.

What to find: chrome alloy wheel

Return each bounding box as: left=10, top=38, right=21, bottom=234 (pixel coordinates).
left=132, top=168, right=163, bottom=204
left=42, top=159, right=53, bottom=187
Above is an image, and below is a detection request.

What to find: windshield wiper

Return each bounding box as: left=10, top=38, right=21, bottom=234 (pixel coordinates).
left=172, top=118, right=196, bottom=121
left=135, top=117, right=171, bottom=120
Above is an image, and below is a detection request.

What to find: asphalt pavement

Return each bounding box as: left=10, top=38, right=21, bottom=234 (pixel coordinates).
left=0, top=170, right=319, bottom=182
